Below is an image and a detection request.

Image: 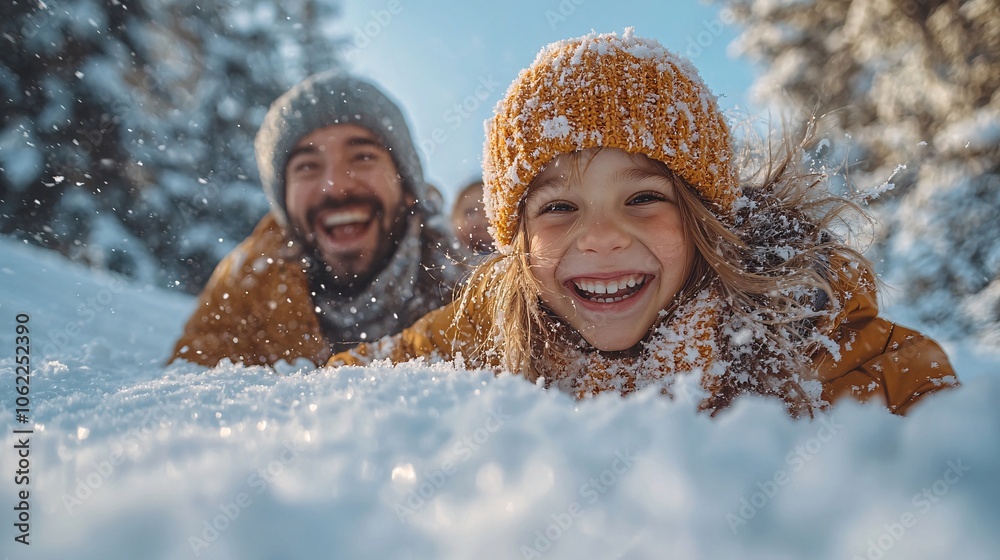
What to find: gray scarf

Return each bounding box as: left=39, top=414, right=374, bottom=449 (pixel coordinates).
left=310, top=212, right=463, bottom=353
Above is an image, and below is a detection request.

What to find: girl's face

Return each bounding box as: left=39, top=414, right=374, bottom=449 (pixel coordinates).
left=525, top=147, right=695, bottom=352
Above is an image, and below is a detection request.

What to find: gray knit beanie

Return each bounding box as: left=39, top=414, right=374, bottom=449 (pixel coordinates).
left=255, top=70, right=430, bottom=225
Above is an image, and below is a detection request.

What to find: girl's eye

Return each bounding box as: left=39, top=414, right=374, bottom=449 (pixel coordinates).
left=354, top=152, right=378, bottom=162
left=627, top=191, right=668, bottom=205
left=538, top=201, right=576, bottom=214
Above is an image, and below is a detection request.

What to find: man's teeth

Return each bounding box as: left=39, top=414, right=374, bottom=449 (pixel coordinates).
left=572, top=274, right=645, bottom=301
left=322, top=210, right=371, bottom=228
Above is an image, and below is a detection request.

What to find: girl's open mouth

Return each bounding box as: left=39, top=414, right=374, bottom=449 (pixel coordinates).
left=569, top=273, right=649, bottom=304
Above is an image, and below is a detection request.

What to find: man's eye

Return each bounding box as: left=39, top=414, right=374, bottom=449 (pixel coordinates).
left=292, top=161, right=317, bottom=173
left=354, top=152, right=378, bottom=162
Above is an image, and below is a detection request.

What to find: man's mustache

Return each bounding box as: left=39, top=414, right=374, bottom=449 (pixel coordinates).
left=305, top=195, right=386, bottom=227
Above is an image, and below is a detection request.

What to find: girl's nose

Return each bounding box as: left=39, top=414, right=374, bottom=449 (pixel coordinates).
left=575, top=213, right=631, bottom=254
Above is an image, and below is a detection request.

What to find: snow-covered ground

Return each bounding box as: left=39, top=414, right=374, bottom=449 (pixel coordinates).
left=1, top=235, right=998, bottom=559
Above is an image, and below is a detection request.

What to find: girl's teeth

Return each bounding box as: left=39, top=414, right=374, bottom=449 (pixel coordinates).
left=573, top=274, right=646, bottom=301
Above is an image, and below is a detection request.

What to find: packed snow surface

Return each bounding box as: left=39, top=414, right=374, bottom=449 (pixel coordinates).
left=1, top=236, right=998, bottom=559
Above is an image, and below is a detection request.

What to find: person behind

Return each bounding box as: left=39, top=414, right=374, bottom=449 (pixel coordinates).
left=170, top=70, right=464, bottom=367
left=450, top=179, right=494, bottom=255
left=326, top=30, right=958, bottom=416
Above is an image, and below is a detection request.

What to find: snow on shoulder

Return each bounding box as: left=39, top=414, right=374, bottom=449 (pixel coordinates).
left=1, top=238, right=998, bottom=559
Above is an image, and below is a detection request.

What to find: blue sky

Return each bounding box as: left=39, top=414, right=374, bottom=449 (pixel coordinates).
left=336, top=0, right=757, bottom=205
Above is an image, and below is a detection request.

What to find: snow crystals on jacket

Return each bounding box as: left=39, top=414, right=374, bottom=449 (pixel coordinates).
left=327, top=262, right=958, bottom=416
left=171, top=212, right=464, bottom=367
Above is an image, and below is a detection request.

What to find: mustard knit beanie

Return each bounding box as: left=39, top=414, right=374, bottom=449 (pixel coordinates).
left=483, top=28, right=739, bottom=253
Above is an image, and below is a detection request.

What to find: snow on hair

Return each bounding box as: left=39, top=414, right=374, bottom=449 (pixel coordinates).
left=451, top=123, right=875, bottom=416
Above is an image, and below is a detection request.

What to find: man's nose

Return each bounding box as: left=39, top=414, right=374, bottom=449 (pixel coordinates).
left=320, top=164, right=357, bottom=194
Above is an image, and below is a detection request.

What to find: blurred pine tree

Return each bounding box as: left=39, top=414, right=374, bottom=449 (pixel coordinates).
left=1, top=0, right=344, bottom=292
left=723, top=0, right=1000, bottom=341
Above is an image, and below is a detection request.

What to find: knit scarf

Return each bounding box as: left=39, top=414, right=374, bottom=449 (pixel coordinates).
left=535, top=283, right=828, bottom=414
left=309, top=213, right=461, bottom=353
left=537, top=285, right=724, bottom=400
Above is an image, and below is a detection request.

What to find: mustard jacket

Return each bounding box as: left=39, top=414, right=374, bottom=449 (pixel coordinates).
left=328, top=268, right=958, bottom=415
left=171, top=213, right=462, bottom=367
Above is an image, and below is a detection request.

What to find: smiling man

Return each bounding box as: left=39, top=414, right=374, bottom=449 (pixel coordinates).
left=284, top=124, right=411, bottom=292
left=170, top=71, right=464, bottom=367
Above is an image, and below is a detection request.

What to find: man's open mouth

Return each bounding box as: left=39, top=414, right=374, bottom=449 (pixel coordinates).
left=570, top=273, right=649, bottom=303
left=317, top=207, right=375, bottom=242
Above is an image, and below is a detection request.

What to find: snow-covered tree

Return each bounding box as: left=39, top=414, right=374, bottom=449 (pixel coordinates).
left=2, top=0, right=343, bottom=291
left=1, top=0, right=157, bottom=277
left=726, top=0, right=1000, bottom=341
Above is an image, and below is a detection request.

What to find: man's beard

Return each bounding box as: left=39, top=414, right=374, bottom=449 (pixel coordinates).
left=295, top=194, right=409, bottom=298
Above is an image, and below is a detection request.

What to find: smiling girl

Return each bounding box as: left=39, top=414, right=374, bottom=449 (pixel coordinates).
left=327, top=29, right=957, bottom=416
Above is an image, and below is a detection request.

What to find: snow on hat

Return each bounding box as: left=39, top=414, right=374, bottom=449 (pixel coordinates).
left=482, top=28, right=739, bottom=253
left=255, top=70, right=428, bottom=225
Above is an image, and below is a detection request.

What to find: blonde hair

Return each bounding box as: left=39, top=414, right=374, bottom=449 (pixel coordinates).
left=454, top=124, right=873, bottom=415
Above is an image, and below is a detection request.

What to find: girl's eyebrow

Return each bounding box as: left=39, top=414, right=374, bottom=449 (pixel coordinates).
left=525, top=173, right=569, bottom=202
left=613, top=166, right=673, bottom=187
left=525, top=164, right=673, bottom=204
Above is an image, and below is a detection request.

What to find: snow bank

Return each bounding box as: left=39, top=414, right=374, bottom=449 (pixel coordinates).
left=1, top=237, right=998, bottom=559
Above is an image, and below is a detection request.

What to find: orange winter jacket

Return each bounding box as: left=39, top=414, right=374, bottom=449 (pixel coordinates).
left=809, top=278, right=957, bottom=415
left=170, top=212, right=462, bottom=367
left=170, top=214, right=330, bottom=366
left=327, top=267, right=958, bottom=415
